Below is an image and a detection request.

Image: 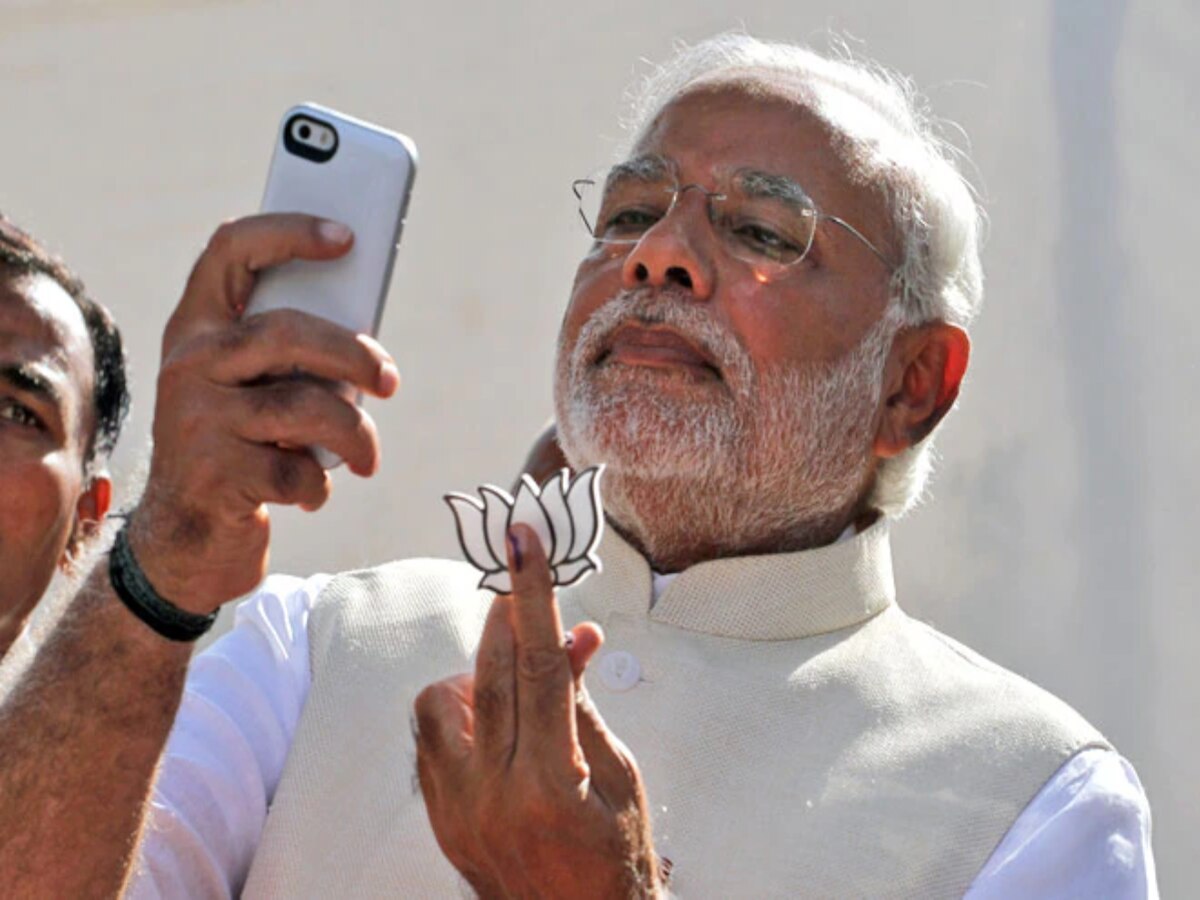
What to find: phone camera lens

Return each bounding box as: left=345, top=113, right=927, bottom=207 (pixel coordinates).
left=298, top=123, right=312, bottom=140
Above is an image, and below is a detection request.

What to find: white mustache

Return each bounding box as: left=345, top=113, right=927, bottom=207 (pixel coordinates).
left=571, top=288, right=754, bottom=392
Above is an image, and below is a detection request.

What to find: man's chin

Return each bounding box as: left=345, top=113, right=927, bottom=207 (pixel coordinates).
left=556, top=362, right=741, bottom=479
left=559, top=406, right=729, bottom=483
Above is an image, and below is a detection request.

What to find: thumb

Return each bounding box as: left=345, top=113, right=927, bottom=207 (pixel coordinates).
left=565, top=621, right=604, bottom=683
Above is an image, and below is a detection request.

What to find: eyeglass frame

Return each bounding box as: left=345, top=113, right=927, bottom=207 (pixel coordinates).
left=571, top=155, right=895, bottom=277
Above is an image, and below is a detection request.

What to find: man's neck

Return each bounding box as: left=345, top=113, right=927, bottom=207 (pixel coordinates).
left=603, top=473, right=876, bottom=572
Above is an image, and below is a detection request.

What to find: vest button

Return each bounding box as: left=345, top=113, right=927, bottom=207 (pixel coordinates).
left=597, top=650, right=641, bottom=692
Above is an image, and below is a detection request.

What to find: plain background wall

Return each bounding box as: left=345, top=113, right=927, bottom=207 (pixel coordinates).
left=2, top=0, right=1194, bottom=892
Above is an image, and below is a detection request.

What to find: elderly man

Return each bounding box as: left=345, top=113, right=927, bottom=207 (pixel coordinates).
left=0, top=215, right=128, bottom=658
left=0, top=35, right=1154, bottom=898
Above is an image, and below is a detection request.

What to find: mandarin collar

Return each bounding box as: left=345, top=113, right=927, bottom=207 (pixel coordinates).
left=564, top=518, right=895, bottom=641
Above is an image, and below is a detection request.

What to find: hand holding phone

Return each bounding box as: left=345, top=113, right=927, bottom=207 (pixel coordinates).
left=131, top=213, right=399, bottom=614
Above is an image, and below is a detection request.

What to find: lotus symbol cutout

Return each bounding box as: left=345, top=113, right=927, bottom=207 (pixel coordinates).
left=445, top=466, right=605, bottom=595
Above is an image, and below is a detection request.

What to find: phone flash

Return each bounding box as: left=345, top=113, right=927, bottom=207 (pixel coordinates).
left=320, top=132, right=331, bottom=146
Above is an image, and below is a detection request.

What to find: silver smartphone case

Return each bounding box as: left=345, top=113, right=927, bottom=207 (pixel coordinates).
left=250, top=102, right=417, bottom=336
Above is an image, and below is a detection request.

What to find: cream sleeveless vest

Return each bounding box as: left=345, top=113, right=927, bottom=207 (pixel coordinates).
left=244, top=521, right=1107, bottom=898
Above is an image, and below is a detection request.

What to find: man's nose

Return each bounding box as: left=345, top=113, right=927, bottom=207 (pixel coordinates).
left=620, top=195, right=716, bottom=298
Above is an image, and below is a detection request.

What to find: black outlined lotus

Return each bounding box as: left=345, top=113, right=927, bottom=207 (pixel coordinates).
left=444, top=466, right=605, bottom=595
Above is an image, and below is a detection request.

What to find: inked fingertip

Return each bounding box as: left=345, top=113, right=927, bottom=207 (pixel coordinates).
left=506, top=528, right=525, bottom=573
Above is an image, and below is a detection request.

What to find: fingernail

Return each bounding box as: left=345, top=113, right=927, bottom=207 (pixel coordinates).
left=317, top=220, right=352, bottom=244
left=507, top=528, right=524, bottom=572
left=562, top=631, right=575, bottom=649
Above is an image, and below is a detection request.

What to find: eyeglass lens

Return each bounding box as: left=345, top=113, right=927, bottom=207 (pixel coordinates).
left=574, top=165, right=819, bottom=280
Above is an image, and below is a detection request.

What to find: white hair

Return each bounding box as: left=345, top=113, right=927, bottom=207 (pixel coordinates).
left=620, top=33, right=985, bottom=516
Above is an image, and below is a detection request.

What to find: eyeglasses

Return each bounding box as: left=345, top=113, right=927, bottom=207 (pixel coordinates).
left=572, top=156, right=894, bottom=283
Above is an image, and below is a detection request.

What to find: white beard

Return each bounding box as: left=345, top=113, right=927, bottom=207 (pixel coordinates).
left=553, top=288, right=900, bottom=566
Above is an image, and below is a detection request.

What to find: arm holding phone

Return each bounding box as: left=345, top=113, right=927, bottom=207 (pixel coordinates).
left=0, top=214, right=398, bottom=897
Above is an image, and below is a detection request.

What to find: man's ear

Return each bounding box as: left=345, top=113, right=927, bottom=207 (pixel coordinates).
left=873, top=323, right=970, bottom=459
left=61, top=472, right=113, bottom=568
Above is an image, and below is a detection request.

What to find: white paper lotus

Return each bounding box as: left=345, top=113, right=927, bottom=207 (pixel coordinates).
left=444, top=465, right=605, bottom=595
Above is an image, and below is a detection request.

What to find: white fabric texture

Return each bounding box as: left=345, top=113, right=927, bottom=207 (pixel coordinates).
left=132, top=567, right=1157, bottom=898
left=130, top=574, right=327, bottom=900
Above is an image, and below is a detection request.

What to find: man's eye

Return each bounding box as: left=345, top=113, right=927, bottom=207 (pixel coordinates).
left=600, top=207, right=662, bottom=237
left=729, top=221, right=805, bottom=263
left=0, top=399, right=42, bottom=429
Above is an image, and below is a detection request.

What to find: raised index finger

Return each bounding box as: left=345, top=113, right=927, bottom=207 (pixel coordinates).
left=471, top=594, right=517, bottom=768
left=506, top=524, right=578, bottom=769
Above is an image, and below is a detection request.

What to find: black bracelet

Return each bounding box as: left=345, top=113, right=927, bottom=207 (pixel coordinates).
left=108, top=523, right=218, bottom=642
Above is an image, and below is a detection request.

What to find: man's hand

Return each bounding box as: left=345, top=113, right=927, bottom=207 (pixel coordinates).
left=414, top=524, right=661, bottom=899
left=0, top=213, right=401, bottom=899
left=128, top=213, right=400, bottom=613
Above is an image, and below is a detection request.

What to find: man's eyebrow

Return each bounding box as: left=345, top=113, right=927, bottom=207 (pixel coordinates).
left=738, top=169, right=815, bottom=210
left=0, top=362, right=63, bottom=405
left=608, top=154, right=673, bottom=183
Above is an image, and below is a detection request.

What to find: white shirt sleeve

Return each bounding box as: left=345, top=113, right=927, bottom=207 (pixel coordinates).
left=965, top=747, right=1158, bottom=899
left=127, top=573, right=327, bottom=900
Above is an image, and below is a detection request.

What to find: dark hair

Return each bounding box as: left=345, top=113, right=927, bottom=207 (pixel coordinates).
left=0, top=213, right=130, bottom=465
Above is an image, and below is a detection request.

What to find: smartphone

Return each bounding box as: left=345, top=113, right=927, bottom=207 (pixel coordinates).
left=247, top=103, right=418, bottom=465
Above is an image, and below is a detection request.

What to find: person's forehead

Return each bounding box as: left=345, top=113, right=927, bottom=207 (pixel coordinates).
left=631, top=82, right=891, bottom=240
left=0, top=271, right=94, bottom=406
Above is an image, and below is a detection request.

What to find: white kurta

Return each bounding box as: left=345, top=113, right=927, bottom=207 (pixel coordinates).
left=132, top=525, right=1157, bottom=898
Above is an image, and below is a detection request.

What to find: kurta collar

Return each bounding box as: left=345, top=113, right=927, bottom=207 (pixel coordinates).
left=565, top=518, right=896, bottom=641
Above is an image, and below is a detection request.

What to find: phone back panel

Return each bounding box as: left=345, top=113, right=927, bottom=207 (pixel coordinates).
left=249, top=103, right=417, bottom=335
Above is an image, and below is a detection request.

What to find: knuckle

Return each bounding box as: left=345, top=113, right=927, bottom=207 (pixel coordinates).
left=413, top=682, right=446, bottom=719
left=212, top=316, right=261, bottom=357
left=516, top=646, right=565, bottom=682
left=472, top=682, right=508, bottom=724
left=159, top=331, right=216, bottom=382
left=269, top=452, right=306, bottom=498
left=247, top=380, right=301, bottom=417
left=206, top=220, right=238, bottom=255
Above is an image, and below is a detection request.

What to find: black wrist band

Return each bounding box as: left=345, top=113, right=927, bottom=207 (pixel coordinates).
left=108, top=523, right=217, bottom=642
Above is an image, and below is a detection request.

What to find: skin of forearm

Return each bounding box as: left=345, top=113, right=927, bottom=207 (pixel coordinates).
left=0, top=555, right=192, bottom=898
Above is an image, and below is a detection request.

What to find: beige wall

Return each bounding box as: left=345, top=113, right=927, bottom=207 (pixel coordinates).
left=2, top=0, right=1194, bottom=891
